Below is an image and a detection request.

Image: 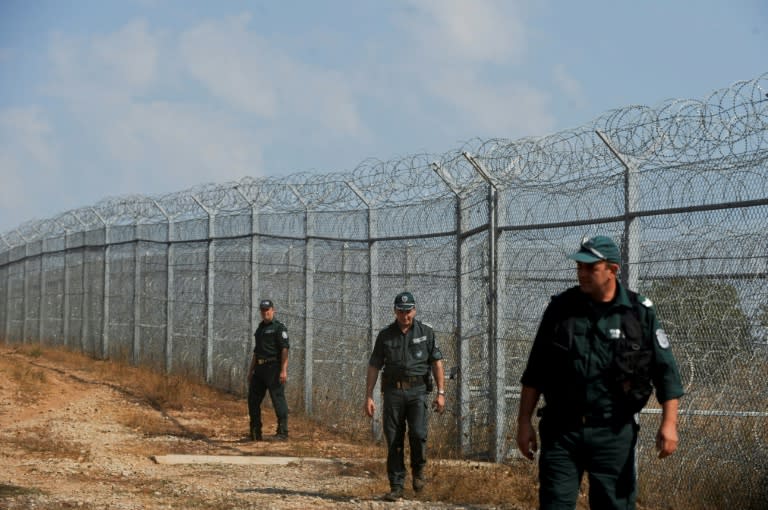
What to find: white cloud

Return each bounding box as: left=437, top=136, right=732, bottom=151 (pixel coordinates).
left=179, top=13, right=278, bottom=118
left=0, top=108, right=58, bottom=227
left=178, top=13, right=363, bottom=136
left=397, top=0, right=528, bottom=64
left=39, top=20, right=268, bottom=194
left=553, top=64, right=587, bottom=110
left=92, top=19, right=158, bottom=90
left=0, top=107, right=57, bottom=169
left=428, top=71, right=554, bottom=135
left=386, top=0, right=552, bottom=138
left=106, top=100, right=265, bottom=186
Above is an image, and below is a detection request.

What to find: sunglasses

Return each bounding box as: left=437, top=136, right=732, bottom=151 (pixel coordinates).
left=581, top=236, right=607, bottom=261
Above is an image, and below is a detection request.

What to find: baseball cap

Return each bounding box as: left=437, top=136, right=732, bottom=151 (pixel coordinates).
left=259, top=299, right=274, bottom=309
left=394, top=292, right=416, bottom=310
left=568, top=236, right=621, bottom=264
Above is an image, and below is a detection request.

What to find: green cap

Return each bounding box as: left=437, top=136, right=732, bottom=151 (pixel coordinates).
left=568, top=236, right=621, bottom=264
left=394, top=291, right=416, bottom=310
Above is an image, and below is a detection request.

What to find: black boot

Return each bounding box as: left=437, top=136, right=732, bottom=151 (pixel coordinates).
left=250, top=427, right=262, bottom=441
left=413, top=470, right=426, bottom=492
left=275, top=420, right=288, bottom=440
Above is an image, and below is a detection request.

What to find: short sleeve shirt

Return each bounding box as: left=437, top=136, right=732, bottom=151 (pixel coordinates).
left=368, top=319, right=443, bottom=378
left=253, top=319, right=289, bottom=358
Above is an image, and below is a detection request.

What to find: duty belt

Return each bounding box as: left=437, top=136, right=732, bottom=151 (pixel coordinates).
left=539, top=407, right=630, bottom=428
left=384, top=375, right=425, bottom=390
left=254, top=357, right=277, bottom=365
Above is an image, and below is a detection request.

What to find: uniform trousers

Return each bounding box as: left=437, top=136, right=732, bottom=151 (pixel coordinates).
left=382, top=385, right=429, bottom=489
left=248, top=362, right=288, bottom=435
left=538, top=417, right=639, bottom=510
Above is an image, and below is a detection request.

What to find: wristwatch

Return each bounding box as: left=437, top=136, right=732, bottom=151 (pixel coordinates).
left=437, top=390, right=446, bottom=396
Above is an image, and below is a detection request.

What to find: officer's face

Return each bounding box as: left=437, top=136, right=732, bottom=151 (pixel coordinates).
left=394, top=307, right=416, bottom=329
left=576, top=261, right=618, bottom=300
left=260, top=307, right=275, bottom=322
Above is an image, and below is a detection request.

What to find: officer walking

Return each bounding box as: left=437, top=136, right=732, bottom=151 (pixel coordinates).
left=516, top=236, right=684, bottom=509
left=365, top=292, right=446, bottom=501
left=247, top=299, right=290, bottom=441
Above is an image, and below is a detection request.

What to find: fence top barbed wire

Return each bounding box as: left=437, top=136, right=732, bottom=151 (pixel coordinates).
left=1, top=72, right=766, bottom=250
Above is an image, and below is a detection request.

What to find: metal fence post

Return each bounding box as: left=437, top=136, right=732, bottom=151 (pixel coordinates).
left=191, top=195, right=215, bottom=384
left=38, top=230, right=46, bottom=345
left=431, top=161, right=469, bottom=454
left=90, top=208, right=109, bottom=360
left=150, top=200, right=174, bottom=373
left=234, top=185, right=260, bottom=393
left=463, top=152, right=504, bottom=462
left=345, top=180, right=381, bottom=438
left=288, top=185, right=313, bottom=415
left=0, top=234, right=10, bottom=341
left=596, top=130, right=640, bottom=290
left=17, top=231, right=29, bottom=343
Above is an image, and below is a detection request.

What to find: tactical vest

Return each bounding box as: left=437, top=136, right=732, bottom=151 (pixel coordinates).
left=610, top=291, right=654, bottom=414
left=549, top=288, right=654, bottom=416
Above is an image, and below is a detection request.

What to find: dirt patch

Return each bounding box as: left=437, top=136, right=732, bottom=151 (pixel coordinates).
left=0, top=345, right=540, bottom=509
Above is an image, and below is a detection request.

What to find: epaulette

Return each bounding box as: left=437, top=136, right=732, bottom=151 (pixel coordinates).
left=637, top=295, right=653, bottom=308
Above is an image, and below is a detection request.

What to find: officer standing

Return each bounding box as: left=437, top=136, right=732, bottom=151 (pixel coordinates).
left=365, top=291, right=446, bottom=501
left=516, top=236, right=684, bottom=509
left=247, top=299, right=290, bottom=441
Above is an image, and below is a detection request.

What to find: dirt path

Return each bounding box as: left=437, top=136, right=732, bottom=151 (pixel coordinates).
left=0, top=346, right=530, bottom=509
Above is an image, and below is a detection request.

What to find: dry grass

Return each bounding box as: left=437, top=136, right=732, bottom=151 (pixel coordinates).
left=4, top=424, right=92, bottom=462
left=13, top=343, right=764, bottom=509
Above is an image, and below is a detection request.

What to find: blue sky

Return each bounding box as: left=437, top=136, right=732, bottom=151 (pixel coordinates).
left=1, top=0, right=765, bottom=234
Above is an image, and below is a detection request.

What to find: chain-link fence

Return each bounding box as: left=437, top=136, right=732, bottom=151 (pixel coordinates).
left=2, top=73, right=767, bottom=509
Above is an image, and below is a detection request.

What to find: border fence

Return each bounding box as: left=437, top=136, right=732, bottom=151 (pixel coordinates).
left=2, top=74, right=767, bottom=508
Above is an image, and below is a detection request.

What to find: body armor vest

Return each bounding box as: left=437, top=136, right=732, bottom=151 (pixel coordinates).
left=548, top=288, right=654, bottom=416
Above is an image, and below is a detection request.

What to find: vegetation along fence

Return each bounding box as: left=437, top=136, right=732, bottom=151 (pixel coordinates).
left=1, top=73, right=767, bottom=508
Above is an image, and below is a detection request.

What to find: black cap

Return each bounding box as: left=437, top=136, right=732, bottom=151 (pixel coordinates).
left=394, top=292, right=416, bottom=310
left=259, top=299, right=274, bottom=310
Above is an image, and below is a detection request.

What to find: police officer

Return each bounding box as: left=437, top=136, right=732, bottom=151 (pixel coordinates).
left=247, top=299, right=290, bottom=441
left=516, top=236, right=684, bottom=509
left=365, top=291, right=446, bottom=501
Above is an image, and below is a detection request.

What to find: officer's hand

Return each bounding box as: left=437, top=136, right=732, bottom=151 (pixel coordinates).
left=279, top=370, right=287, bottom=385
left=656, top=422, right=679, bottom=459
left=516, top=421, right=538, bottom=460
left=364, top=397, right=375, bottom=418
left=432, top=394, right=445, bottom=414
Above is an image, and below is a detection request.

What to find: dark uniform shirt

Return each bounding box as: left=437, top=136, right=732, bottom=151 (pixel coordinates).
left=521, top=282, right=684, bottom=419
left=369, top=319, right=443, bottom=379
left=253, top=319, right=289, bottom=358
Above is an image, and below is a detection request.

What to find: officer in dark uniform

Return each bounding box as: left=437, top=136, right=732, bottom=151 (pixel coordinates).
left=247, top=299, right=290, bottom=441
left=516, top=236, right=684, bottom=510
left=365, top=291, right=446, bottom=501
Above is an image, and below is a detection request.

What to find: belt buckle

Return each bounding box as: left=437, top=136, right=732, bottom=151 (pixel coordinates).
left=396, top=381, right=403, bottom=389
left=581, top=415, right=587, bottom=425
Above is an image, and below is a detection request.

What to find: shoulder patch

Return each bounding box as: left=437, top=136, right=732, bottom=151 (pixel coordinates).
left=656, top=328, right=670, bottom=348
left=281, top=331, right=288, bottom=339
left=421, top=321, right=433, bottom=329
left=640, top=297, right=653, bottom=308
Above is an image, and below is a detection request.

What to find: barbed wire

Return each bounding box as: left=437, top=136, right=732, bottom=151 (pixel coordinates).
left=2, top=73, right=767, bottom=509
left=2, top=73, right=762, bottom=247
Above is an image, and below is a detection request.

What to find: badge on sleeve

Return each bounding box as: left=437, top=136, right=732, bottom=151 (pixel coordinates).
left=656, top=329, right=670, bottom=349
left=282, top=331, right=288, bottom=339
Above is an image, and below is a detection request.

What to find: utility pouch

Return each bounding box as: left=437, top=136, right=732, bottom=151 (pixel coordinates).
left=423, top=372, right=434, bottom=393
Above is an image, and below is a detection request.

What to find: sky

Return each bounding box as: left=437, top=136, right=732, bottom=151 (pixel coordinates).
left=0, top=0, right=766, bottom=235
